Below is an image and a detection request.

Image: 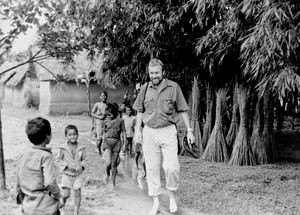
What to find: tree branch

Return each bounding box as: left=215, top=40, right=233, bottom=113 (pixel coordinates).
left=33, top=61, right=60, bottom=82
left=0, top=48, right=43, bottom=75
left=0, top=59, right=32, bottom=75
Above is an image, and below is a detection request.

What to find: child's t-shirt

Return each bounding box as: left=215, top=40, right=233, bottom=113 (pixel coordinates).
left=57, top=142, right=88, bottom=177
left=122, top=115, right=136, bottom=138
left=16, top=146, right=61, bottom=214
left=104, top=117, right=126, bottom=139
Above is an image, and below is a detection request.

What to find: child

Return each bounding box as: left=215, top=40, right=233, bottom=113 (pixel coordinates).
left=122, top=105, right=135, bottom=157
left=57, top=125, right=88, bottom=215
left=91, top=91, right=108, bottom=155
left=132, top=119, right=146, bottom=189
left=134, top=139, right=147, bottom=189
left=118, top=101, right=129, bottom=118
left=16, top=117, right=64, bottom=215
left=103, top=103, right=126, bottom=188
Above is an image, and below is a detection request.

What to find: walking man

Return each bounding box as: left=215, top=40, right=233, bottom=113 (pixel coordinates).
left=133, top=58, right=195, bottom=215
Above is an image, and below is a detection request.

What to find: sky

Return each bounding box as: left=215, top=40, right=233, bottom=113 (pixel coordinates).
left=0, top=17, right=38, bottom=53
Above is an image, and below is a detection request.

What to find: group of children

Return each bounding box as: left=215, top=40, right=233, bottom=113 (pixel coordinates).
left=16, top=117, right=86, bottom=215
left=16, top=91, right=146, bottom=215
left=92, top=91, right=146, bottom=188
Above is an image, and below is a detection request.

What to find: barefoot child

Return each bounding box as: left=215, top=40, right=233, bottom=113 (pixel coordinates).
left=103, top=103, right=126, bottom=188
left=92, top=91, right=108, bottom=155
left=122, top=105, right=135, bottom=157
left=132, top=119, right=146, bottom=189
left=57, top=125, right=88, bottom=215
left=16, top=117, right=64, bottom=215
left=134, top=139, right=147, bottom=189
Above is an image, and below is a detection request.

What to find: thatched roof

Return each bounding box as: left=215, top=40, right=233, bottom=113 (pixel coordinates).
left=0, top=50, right=106, bottom=87
left=36, top=51, right=104, bottom=81
left=36, top=58, right=74, bottom=81
left=0, top=70, right=16, bottom=85
left=6, top=69, right=27, bottom=87
left=0, top=61, right=30, bottom=87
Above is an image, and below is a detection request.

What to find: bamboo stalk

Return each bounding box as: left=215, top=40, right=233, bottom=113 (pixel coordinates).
left=229, top=85, right=256, bottom=166
left=201, top=88, right=229, bottom=162
left=202, top=82, right=214, bottom=149
left=226, top=84, right=239, bottom=155
left=250, top=96, right=267, bottom=164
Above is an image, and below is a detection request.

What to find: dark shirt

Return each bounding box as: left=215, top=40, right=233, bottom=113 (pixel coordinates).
left=104, top=117, right=126, bottom=139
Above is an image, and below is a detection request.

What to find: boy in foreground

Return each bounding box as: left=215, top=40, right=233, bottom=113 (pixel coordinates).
left=57, top=125, right=88, bottom=215
left=16, top=117, right=64, bottom=215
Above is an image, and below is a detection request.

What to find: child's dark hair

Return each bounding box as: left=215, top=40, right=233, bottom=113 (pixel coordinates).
left=100, top=91, right=108, bottom=97
left=121, top=101, right=130, bottom=107
left=125, top=105, right=133, bottom=111
left=25, top=117, right=51, bottom=145
left=106, top=103, right=119, bottom=119
left=65, top=125, right=78, bottom=136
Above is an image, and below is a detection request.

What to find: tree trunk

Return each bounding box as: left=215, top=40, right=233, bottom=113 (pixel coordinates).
left=0, top=105, right=6, bottom=190
left=202, top=83, right=215, bottom=149
left=87, top=84, right=91, bottom=117
left=201, top=88, right=229, bottom=162
left=250, top=96, right=267, bottom=164
left=275, top=99, right=284, bottom=130
left=248, top=89, right=257, bottom=135
left=229, top=85, right=256, bottom=166
left=190, top=77, right=203, bottom=157
left=226, top=84, right=239, bottom=155
left=263, top=92, right=278, bottom=163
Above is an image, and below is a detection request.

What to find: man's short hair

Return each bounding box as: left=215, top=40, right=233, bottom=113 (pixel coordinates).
left=148, top=58, right=164, bottom=69
left=25, top=117, right=51, bottom=145
left=65, top=124, right=78, bottom=136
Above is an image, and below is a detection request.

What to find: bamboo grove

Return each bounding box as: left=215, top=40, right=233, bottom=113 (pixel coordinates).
left=195, top=0, right=300, bottom=165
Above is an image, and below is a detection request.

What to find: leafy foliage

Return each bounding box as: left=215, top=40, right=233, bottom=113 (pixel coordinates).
left=241, top=0, right=300, bottom=95
left=195, top=0, right=300, bottom=95
left=42, top=0, right=202, bottom=89
left=0, top=0, right=79, bottom=77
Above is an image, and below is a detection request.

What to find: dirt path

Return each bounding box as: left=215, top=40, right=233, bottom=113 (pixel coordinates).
left=75, top=135, right=201, bottom=215
left=1, top=105, right=200, bottom=215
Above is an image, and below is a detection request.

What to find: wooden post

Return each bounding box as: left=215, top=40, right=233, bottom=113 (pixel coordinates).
left=0, top=101, right=6, bottom=190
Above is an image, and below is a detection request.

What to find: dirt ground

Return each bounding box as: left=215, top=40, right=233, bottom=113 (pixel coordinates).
left=0, top=105, right=299, bottom=215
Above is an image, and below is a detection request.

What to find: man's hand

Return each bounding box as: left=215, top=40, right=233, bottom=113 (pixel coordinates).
left=134, top=129, right=143, bottom=143
left=187, top=130, right=195, bottom=145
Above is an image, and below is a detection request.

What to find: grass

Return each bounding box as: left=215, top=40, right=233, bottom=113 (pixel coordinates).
left=178, top=156, right=300, bottom=215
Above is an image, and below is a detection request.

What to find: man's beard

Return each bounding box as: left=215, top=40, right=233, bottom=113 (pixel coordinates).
left=151, top=77, right=163, bottom=85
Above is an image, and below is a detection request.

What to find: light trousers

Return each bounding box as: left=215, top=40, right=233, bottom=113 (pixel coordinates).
left=143, top=124, right=180, bottom=197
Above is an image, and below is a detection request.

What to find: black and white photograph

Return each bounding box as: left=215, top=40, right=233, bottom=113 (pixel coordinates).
left=0, top=0, right=299, bottom=214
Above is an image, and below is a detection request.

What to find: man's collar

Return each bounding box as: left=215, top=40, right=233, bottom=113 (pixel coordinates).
left=149, top=78, right=171, bottom=90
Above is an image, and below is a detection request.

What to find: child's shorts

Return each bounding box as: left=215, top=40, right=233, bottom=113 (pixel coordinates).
left=95, top=119, right=104, bottom=140
left=61, top=174, right=85, bottom=190
left=103, top=138, right=121, bottom=152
